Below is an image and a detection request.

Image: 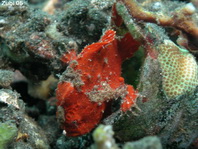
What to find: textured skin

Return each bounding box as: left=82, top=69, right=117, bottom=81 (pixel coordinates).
left=56, top=30, right=139, bottom=136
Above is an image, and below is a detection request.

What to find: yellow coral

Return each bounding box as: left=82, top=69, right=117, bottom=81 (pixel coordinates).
left=158, top=40, right=198, bottom=98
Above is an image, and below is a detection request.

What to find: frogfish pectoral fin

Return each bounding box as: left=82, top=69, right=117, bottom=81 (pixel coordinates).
left=121, top=85, right=138, bottom=112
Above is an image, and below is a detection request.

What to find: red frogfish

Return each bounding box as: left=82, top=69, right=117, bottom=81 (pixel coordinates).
left=56, top=29, right=140, bottom=136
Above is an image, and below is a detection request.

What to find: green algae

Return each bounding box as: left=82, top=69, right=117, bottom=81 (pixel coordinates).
left=116, top=2, right=143, bottom=41
left=0, top=122, right=18, bottom=149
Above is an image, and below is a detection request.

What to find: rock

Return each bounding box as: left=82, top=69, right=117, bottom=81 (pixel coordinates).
left=0, top=89, right=25, bottom=110
left=0, top=70, right=14, bottom=88
left=56, top=134, right=92, bottom=149
left=104, top=55, right=198, bottom=148
left=123, top=136, right=162, bottom=149
left=92, top=124, right=119, bottom=149
left=0, top=89, right=50, bottom=149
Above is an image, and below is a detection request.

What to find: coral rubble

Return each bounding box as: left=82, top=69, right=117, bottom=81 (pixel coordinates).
left=0, top=0, right=197, bottom=148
